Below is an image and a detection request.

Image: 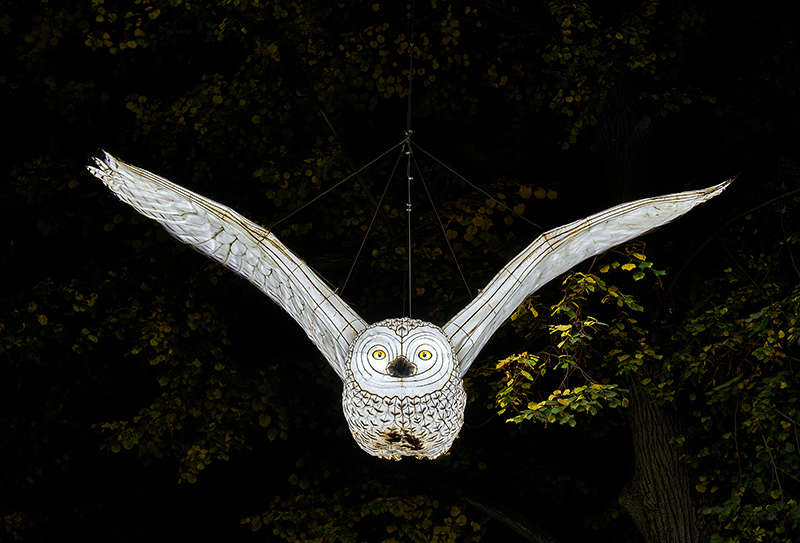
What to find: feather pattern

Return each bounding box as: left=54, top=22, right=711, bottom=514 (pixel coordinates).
left=445, top=179, right=733, bottom=377
left=87, top=151, right=366, bottom=379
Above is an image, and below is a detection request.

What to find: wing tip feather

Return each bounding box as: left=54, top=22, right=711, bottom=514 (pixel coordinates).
left=704, top=176, right=735, bottom=200
left=86, top=150, right=133, bottom=192
left=86, top=149, right=118, bottom=172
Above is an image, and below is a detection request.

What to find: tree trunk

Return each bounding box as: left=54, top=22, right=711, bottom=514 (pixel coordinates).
left=597, top=84, right=702, bottom=542
left=619, top=382, right=703, bottom=543
left=594, top=85, right=651, bottom=201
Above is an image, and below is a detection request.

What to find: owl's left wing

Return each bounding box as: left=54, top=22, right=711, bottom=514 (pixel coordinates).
left=87, top=151, right=367, bottom=379
left=444, top=179, right=732, bottom=377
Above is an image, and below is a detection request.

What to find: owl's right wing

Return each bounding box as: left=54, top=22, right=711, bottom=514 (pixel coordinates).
left=444, top=179, right=732, bottom=377
left=87, top=151, right=367, bottom=380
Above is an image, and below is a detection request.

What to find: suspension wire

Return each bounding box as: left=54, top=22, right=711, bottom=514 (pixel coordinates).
left=412, top=153, right=473, bottom=299
left=405, top=3, right=414, bottom=137
left=268, top=137, right=406, bottom=230
left=339, top=148, right=405, bottom=296
left=405, top=142, right=413, bottom=317
left=404, top=0, right=416, bottom=317
left=412, top=141, right=545, bottom=232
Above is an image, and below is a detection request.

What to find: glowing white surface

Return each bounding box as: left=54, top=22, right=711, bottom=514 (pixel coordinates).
left=88, top=151, right=730, bottom=459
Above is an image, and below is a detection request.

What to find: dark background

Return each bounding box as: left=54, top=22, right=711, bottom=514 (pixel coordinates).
left=1, top=1, right=798, bottom=542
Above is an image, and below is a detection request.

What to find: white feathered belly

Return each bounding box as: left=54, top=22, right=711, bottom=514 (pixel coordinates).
left=342, top=374, right=467, bottom=460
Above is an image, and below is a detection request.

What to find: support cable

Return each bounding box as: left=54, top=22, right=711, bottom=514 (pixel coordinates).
left=339, top=148, right=405, bottom=296
left=412, top=153, right=473, bottom=299
left=269, top=137, right=406, bottom=230
left=404, top=0, right=416, bottom=317
left=406, top=142, right=413, bottom=317
left=412, top=142, right=545, bottom=231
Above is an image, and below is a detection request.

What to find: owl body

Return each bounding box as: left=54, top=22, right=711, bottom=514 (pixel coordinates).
left=342, top=371, right=466, bottom=459
left=342, top=318, right=467, bottom=459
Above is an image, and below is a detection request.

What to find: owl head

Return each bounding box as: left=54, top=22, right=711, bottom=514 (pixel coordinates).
left=347, top=318, right=458, bottom=397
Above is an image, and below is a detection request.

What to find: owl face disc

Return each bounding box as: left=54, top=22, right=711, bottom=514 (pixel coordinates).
left=347, top=318, right=456, bottom=397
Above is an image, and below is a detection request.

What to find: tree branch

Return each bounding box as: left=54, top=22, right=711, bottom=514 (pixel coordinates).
left=464, top=496, right=563, bottom=543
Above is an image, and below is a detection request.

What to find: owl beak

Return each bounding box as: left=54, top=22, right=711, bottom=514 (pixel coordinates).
left=386, top=355, right=417, bottom=378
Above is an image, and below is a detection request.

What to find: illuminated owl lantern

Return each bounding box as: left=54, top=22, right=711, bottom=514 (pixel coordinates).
left=87, top=151, right=730, bottom=459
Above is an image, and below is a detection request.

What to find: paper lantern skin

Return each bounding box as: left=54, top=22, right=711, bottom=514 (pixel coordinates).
left=88, top=151, right=730, bottom=459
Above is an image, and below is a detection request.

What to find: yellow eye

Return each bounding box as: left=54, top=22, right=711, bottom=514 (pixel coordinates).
left=372, top=349, right=387, bottom=360
left=418, top=350, right=432, bottom=360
